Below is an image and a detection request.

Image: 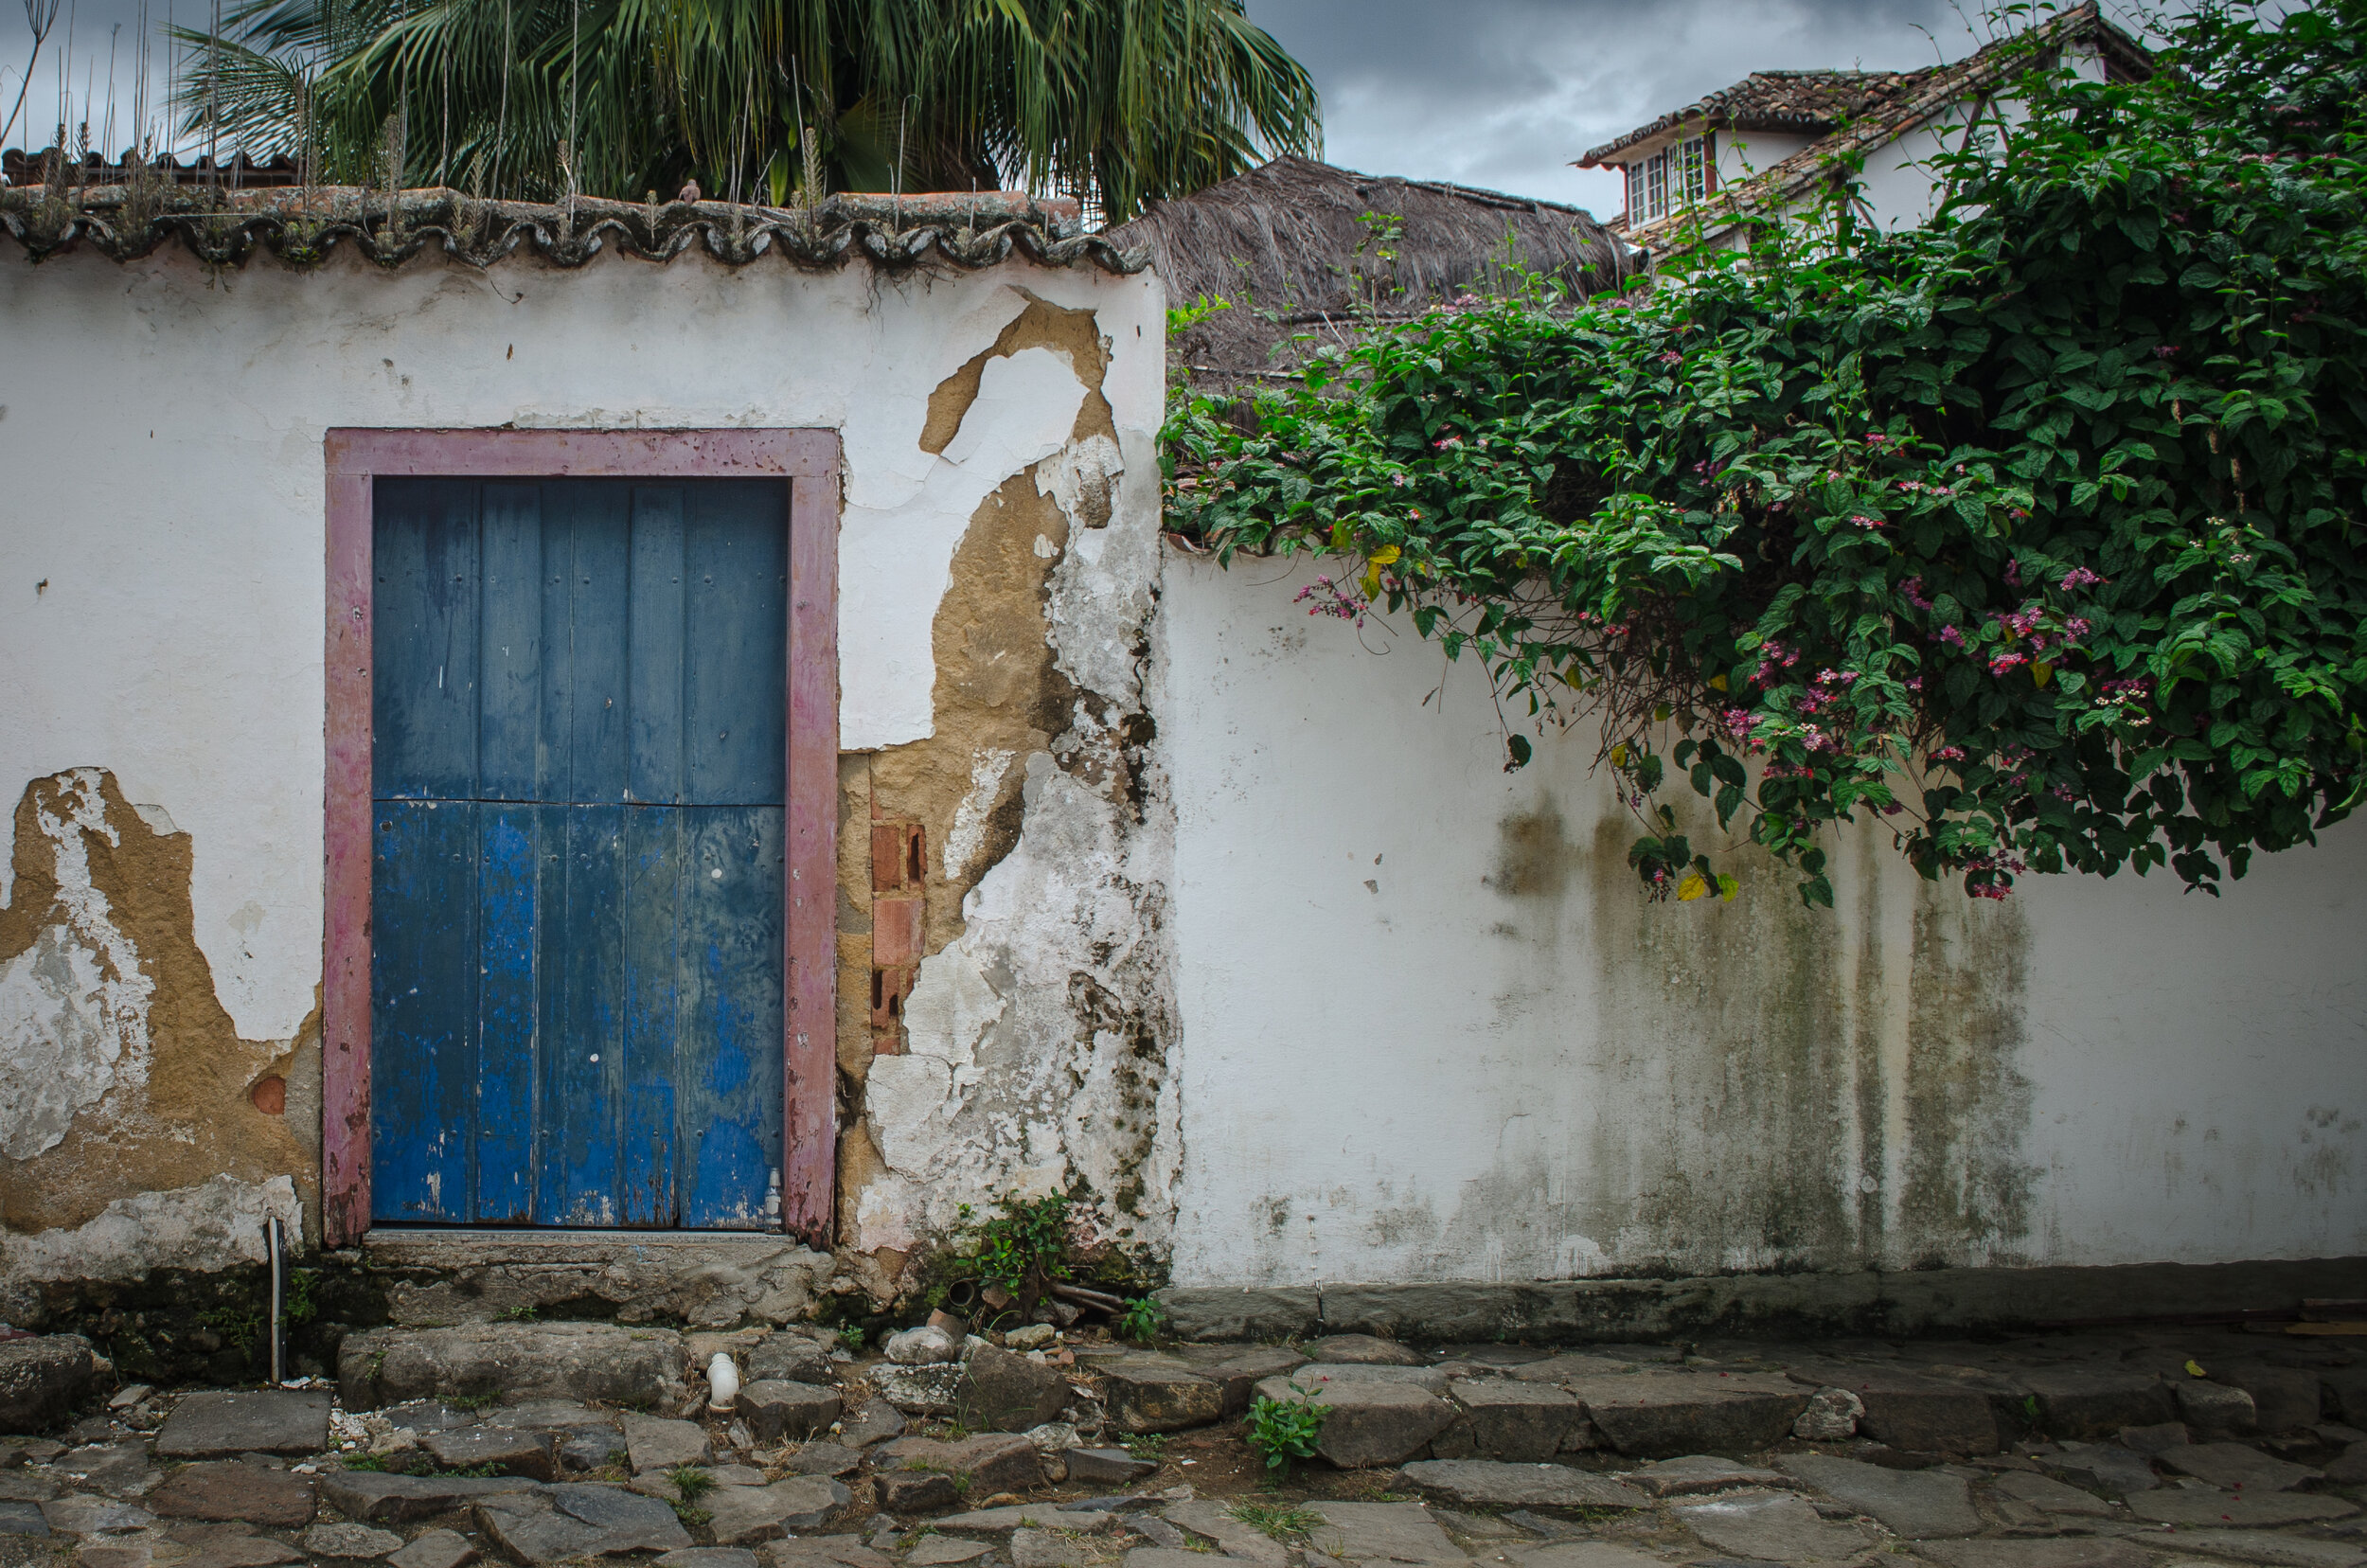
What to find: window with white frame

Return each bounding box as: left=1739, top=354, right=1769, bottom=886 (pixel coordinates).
left=1625, top=132, right=1715, bottom=224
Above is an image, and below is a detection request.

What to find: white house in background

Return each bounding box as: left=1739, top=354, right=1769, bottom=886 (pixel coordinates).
left=1575, top=0, right=2152, bottom=251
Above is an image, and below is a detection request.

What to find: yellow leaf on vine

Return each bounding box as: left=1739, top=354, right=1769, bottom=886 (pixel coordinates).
left=1611, top=743, right=1628, bottom=767
left=1708, top=673, right=1729, bottom=691
left=1677, top=874, right=1709, bottom=901
left=2032, top=662, right=2054, bottom=686
left=1361, top=564, right=1384, bottom=598
left=1369, top=544, right=1401, bottom=565
left=1717, top=875, right=1740, bottom=901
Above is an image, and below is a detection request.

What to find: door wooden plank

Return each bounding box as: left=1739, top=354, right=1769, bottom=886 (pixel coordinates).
left=558, top=482, right=633, bottom=804
left=370, top=799, right=477, bottom=1221
left=478, top=484, right=545, bottom=802
left=620, top=805, right=684, bottom=1225
left=538, top=804, right=626, bottom=1225
left=679, top=805, right=787, bottom=1228
left=474, top=803, right=542, bottom=1222
left=685, top=482, right=789, bottom=807
left=372, top=479, right=481, bottom=799
left=627, top=488, right=688, bottom=807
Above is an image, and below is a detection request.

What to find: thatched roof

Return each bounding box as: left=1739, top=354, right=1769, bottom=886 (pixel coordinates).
left=1105, top=156, right=1629, bottom=392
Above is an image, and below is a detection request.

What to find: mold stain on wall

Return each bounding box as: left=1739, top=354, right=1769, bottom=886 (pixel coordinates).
left=1400, top=794, right=2040, bottom=1284
left=0, top=768, right=317, bottom=1312
left=838, top=292, right=1176, bottom=1285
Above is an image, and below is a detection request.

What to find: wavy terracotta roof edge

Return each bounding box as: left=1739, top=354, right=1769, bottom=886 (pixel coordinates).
left=0, top=182, right=1150, bottom=275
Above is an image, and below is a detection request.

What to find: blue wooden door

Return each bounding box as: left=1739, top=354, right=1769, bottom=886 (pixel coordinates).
left=370, top=478, right=788, bottom=1229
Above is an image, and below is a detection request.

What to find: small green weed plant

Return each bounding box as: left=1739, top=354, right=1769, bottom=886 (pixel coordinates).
left=1118, top=1295, right=1167, bottom=1343
left=1244, top=1387, right=1327, bottom=1471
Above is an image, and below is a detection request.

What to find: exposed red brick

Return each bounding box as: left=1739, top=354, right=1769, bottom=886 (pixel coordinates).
left=872, top=896, right=925, bottom=967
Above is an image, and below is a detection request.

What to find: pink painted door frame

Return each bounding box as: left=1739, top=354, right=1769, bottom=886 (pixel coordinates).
left=323, top=428, right=841, bottom=1247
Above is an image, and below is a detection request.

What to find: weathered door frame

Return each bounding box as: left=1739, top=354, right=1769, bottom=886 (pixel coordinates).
left=322, top=429, right=840, bottom=1247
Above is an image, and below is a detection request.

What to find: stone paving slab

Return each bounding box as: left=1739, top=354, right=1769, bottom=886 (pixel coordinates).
left=0, top=1335, right=97, bottom=1433
left=1912, top=1541, right=2154, bottom=1568
left=1617, top=1454, right=1791, bottom=1498
left=1165, top=1499, right=1288, bottom=1566
left=2148, top=1531, right=2367, bottom=1566
left=876, top=1434, right=1042, bottom=1494
left=1298, top=1501, right=1462, bottom=1565
left=1396, top=1461, right=1649, bottom=1510
left=1783, top=1361, right=2005, bottom=1453
left=936, top=1505, right=1122, bottom=1534
left=1444, top=1381, right=1583, bottom=1463
left=39, top=1494, right=155, bottom=1534
left=180, top=1534, right=307, bottom=1568
left=2157, top=1440, right=2324, bottom=1491
left=156, top=1392, right=332, bottom=1458
left=306, top=1523, right=407, bottom=1558
left=907, top=1541, right=995, bottom=1566
left=1988, top=1468, right=2114, bottom=1517
left=1564, top=1373, right=1809, bottom=1458
left=341, top=1325, right=687, bottom=1412
left=2020, top=1369, right=2178, bottom=1437
left=2127, top=1488, right=2359, bottom=1527
left=317, top=1470, right=544, bottom=1523
left=702, top=1477, right=852, bottom=1545
left=388, top=1530, right=479, bottom=1568
left=0, top=1472, right=56, bottom=1502
left=1302, top=1337, right=1426, bottom=1367
left=1255, top=1378, right=1454, bottom=1470
left=622, top=1414, right=711, bottom=1473
left=1468, top=1546, right=1668, bottom=1568
left=1672, top=1490, right=1874, bottom=1563
left=1099, top=1361, right=1224, bottom=1434
left=64, top=1442, right=162, bottom=1497
left=1289, top=1364, right=1454, bottom=1397
left=0, top=1499, right=49, bottom=1537
left=1776, top=1452, right=1983, bottom=1538
left=419, top=1427, right=561, bottom=1481
left=659, top=1551, right=760, bottom=1568
left=147, top=1461, right=316, bottom=1526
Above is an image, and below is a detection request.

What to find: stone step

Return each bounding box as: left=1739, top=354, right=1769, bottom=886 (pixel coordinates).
left=338, top=1324, right=689, bottom=1412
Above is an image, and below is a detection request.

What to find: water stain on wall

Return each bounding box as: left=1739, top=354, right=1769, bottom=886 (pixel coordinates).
left=1418, top=799, right=2040, bottom=1281
left=0, top=768, right=318, bottom=1241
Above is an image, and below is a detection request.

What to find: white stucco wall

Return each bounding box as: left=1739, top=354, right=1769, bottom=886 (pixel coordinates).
left=0, top=244, right=1159, bottom=1045
left=1157, top=551, right=2367, bottom=1287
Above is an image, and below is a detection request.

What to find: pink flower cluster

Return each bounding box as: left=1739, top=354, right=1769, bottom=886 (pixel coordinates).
left=1989, top=650, right=2028, bottom=674
left=1932, top=625, right=1967, bottom=649
left=2059, top=566, right=2105, bottom=591
left=1295, top=575, right=1366, bottom=623
left=1901, top=576, right=1934, bottom=609
left=1932, top=745, right=1967, bottom=762
left=1852, top=514, right=1885, bottom=529
left=1750, top=639, right=1803, bottom=688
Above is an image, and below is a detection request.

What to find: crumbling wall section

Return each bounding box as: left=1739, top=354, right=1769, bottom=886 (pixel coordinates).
left=0, top=769, right=318, bottom=1322
left=837, top=291, right=1178, bottom=1291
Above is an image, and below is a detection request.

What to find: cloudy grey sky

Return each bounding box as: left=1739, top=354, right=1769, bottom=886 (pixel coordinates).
left=4, top=0, right=2147, bottom=213
left=1249, top=0, right=2088, bottom=218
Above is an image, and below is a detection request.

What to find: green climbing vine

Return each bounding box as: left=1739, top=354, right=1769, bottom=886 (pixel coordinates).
left=1165, top=0, right=2367, bottom=904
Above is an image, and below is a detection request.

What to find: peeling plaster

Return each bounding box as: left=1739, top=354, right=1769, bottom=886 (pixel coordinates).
left=850, top=292, right=1177, bottom=1272
left=0, top=770, right=152, bottom=1160
left=0, top=768, right=318, bottom=1258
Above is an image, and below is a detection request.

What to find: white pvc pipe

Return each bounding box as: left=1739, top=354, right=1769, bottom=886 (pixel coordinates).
left=705, top=1351, right=740, bottom=1413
